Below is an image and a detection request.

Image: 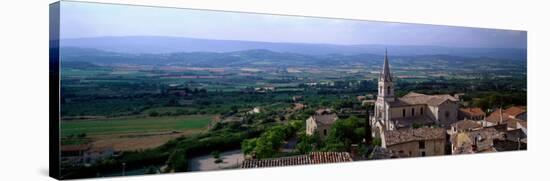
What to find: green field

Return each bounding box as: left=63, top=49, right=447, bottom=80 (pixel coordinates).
left=61, top=115, right=214, bottom=136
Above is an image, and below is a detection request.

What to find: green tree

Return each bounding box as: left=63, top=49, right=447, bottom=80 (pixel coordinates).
left=149, top=111, right=159, bottom=117
left=296, top=131, right=319, bottom=153
left=241, top=122, right=300, bottom=159
left=166, top=149, right=187, bottom=172
left=372, top=137, right=382, bottom=147
left=321, top=116, right=363, bottom=151
left=241, top=138, right=257, bottom=155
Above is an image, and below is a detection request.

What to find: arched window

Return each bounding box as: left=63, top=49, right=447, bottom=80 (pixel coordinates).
left=412, top=108, right=415, bottom=116
left=420, top=107, right=424, bottom=115
left=379, top=86, right=382, bottom=94
left=445, top=111, right=450, bottom=118
left=402, top=109, right=406, bottom=117
left=387, top=86, right=391, bottom=94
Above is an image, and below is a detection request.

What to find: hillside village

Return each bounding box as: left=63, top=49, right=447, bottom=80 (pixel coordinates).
left=240, top=51, right=527, bottom=168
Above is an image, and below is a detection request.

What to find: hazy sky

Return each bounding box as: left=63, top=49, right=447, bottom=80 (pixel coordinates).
left=60, top=1, right=527, bottom=49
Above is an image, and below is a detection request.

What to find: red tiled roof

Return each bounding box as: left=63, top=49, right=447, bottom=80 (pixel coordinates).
left=486, top=109, right=524, bottom=129
left=241, top=152, right=352, bottom=168
left=460, top=108, right=485, bottom=117
left=503, top=106, right=526, bottom=117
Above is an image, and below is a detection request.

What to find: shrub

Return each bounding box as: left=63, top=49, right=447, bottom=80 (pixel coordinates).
left=149, top=111, right=159, bottom=117
left=372, top=137, right=382, bottom=147
left=166, top=149, right=187, bottom=172
left=211, top=150, right=220, bottom=159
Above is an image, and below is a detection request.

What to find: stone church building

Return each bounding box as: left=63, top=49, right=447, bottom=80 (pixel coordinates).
left=370, top=50, right=459, bottom=138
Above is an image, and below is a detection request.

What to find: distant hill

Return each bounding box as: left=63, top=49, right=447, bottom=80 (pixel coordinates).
left=59, top=47, right=524, bottom=68
left=61, top=36, right=527, bottom=60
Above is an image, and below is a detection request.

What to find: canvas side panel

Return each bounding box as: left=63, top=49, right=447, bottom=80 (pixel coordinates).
left=49, top=2, right=61, bottom=180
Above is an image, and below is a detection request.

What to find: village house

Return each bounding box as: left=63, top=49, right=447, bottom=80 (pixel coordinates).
left=370, top=50, right=460, bottom=139
left=450, top=119, right=482, bottom=134
left=503, top=106, right=527, bottom=121
left=292, top=103, right=305, bottom=111
left=370, top=146, right=413, bottom=160
left=247, top=107, right=262, bottom=114
left=255, top=86, right=276, bottom=93
left=241, top=152, right=352, bottom=168
left=306, top=108, right=339, bottom=138
left=485, top=106, right=527, bottom=130
left=451, top=127, right=504, bottom=154
left=381, top=127, right=447, bottom=157
left=459, top=107, right=486, bottom=121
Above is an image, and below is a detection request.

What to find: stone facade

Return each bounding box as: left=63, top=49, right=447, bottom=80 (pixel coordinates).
left=386, top=139, right=446, bottom=157
left=306, top=109, right=339, bottom=139
left=370, top=50, right=459, bottom=139
left=382, top=127, right=446, bottom=157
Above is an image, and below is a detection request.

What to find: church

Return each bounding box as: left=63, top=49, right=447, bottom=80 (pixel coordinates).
left=370, top=50, right=459, bottom=138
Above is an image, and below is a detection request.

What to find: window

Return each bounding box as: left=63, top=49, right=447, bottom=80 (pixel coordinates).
left=420, top=107, right=424, bottom=115
left=409, top=151, right=412, bottom=156
left=412, top=108, right=415, bottom=116
left=323, top=129, right=327, bottom=136
left=445, top=111, right=450, bottom=118
left=379, top=86, right=382, bottom=94
left=387, top=86, right=391, bottom=94
left=421, top=151, right=426, bottom=157
left=419, top=141, right=425, bottom=149
left=402, top=109, right=406, bottom=117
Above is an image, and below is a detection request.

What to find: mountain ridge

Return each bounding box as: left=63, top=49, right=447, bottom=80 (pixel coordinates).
left=60, top=36, right=527, bottom=60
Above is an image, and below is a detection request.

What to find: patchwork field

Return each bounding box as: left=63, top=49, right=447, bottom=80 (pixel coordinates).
left=61, top=115, right=214, bottom=136
left=61, top=115, right=215, bottom=151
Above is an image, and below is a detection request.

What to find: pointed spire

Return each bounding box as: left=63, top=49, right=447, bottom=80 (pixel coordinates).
left=380, top=48, right=392, bottom=82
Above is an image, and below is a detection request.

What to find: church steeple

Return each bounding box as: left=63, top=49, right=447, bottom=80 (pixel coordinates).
left=377, top=49, right=394, bottom=102
left=380, top=49, right=392, bottom=82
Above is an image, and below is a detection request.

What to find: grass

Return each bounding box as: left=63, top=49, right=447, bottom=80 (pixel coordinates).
left=61, top=115, right=214, bottom=137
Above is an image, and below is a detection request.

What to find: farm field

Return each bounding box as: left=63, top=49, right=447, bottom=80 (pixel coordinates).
left=61, top=114, right=215, bottom=136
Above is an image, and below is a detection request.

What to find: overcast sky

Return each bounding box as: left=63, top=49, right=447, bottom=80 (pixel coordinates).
left=60, top=1, right=527, bottom=49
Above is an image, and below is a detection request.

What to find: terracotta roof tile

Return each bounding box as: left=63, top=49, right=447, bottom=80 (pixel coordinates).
left=396, top=92, right=458, bottom=106
left=503, top=106, right=526, bottom=117
left=384, top=127, right=446, bottom=146
left=241, top=152, right=352, bottom=168
left=460, top=108, right=485, bottom=117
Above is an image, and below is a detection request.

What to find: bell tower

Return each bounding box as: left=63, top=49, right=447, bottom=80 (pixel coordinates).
left=377, top=49, right=395, bottom=102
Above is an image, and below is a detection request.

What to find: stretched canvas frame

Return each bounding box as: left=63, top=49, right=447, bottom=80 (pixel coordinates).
left=50, top=1, right=527, bottom=180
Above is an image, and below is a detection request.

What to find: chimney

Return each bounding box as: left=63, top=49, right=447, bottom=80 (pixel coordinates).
left=499, top=108, right=503, bottom=124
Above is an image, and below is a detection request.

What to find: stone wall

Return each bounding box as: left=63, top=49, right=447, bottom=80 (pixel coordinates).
left=386, top=139, right=446, bottom=157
